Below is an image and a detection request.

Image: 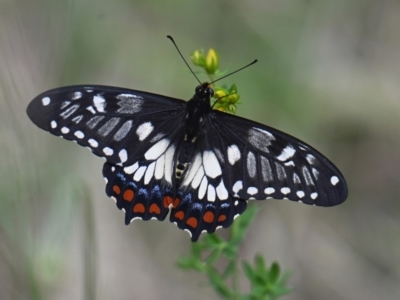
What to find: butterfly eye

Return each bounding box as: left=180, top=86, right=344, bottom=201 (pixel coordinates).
left=207, top=87, right=214, bottom=98
left=195, top=85, right=202, bottom=93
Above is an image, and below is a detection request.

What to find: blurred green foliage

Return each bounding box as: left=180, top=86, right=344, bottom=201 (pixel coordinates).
left=178, top=206, right=290, bottom=300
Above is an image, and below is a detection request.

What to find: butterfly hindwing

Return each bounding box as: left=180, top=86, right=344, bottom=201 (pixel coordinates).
left=103, top=163, right=172, bottom=223
left=170, top=184, right=247, bottom=241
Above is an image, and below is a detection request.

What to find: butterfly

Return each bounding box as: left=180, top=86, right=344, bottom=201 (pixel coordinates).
left=26, top=82, right=348, bottom=241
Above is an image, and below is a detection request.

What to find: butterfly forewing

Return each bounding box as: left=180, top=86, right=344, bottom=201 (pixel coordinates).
left=206, top=110, right=347, bottom=206
left=27, top=85, right=186, bottom=166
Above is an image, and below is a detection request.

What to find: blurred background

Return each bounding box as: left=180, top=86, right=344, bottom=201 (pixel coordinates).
left=1, top=0, right=399, bottom=299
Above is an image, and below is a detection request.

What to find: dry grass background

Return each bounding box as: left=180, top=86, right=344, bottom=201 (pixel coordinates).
left=0, top=0, right=399, bottom=299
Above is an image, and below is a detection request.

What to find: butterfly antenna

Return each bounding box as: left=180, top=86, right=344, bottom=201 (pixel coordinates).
left=167, top=35, right=202, bottom=85
left=209, top=59, right=258, bottom=85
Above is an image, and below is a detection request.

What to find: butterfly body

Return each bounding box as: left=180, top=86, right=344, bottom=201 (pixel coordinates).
left=27, top=83, right=347, bottom=241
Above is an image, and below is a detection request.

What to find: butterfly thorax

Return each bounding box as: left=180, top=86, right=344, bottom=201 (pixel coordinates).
left=174, top=84, right=213, bottom=182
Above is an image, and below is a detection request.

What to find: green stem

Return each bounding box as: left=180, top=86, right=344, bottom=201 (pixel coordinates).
left=232, top=257, right=240, bottom=300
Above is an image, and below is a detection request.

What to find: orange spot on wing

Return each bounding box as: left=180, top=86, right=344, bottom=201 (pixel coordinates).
left=186, top=217, right=198, bottom=228
left=133, top=203, right=145, bottom=213
left=149, top=203, right=161, bottom=214
left=174, top=211, right=184, bottom=220
left=113, top=185, right=121, bottom=195
left=203, top=211, right=214, bottom=223
left=173, top=198, right=180, bottom=208
left=218, top=215, right=227, bottom=222
left=123, top=189, right=134, bottom=202
left=163, top=196, right=173, bottom=208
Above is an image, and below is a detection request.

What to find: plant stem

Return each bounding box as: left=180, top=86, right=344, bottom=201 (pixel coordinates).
left=232, top=257, right=240, bottom=300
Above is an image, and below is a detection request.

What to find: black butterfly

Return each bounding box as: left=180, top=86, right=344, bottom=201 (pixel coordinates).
left=27, top=82, right=347, bottom=241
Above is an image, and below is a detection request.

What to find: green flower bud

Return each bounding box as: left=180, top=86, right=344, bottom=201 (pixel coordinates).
left=191, top=50, right=205, bottom=67
left=205, top=48, right=219, bottom=74
left=214, top=89, right=227, bottom=100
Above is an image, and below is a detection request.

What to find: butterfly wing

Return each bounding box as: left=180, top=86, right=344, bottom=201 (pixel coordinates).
left=173, top=110, right=348, bottom=241
left=209, top=110, right=348, bottom=205
left=27, top=85, right=187, bottom=223
left=27, top=85, right=187, bottom=165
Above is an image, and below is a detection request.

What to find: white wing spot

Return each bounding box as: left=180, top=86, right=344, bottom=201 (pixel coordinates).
left=42, top=97, right=51, bottom=106
left=261, top=157, right=273, bottom=182
left=50, top=121, right=57, bottom=128
left=144, top=138, right=170, bottom=160
left=93, top=95, right=106, bottom=112
left=311, top=192, right=318, bottom=200
left=150, top=132, right=166, bottom=143
left=247, top=187, right=258, bottom=195
left=331, top=176, right=339, bottom=186
left=284, top=160, right=295, bottom=167
left=72, top=115, right=83, bottom=124
left=164, top=145, right=175, bottom=184
left=86, top=106, right=96, bottom=114
left=247, top=151, right=257, bottom=178
left=184, top=229, right=192, bottom=238
left=232, top=180, right=243, bottom=194
left=119, top=149, right=128, bottom=163
left=216, top=180, right=228, bottom=200
left=154, top=155, right=165, bottom=180
left=61, top=127, right=70, bottom=134
left=98, top=117, right=120, bottom=137
left=192, top=168, right=204, bottom=189
left=207, top=185, right=216, bottom=202
left=124, top=162, right=139, bottom=174
left=306, top=154, right=316, bottom=165
left=136, top=122, right=154, bottom=141
left=86, top=116, right=104, bottom=129
left=116, top=94, right=144, bottom=114
left=302, top=166, right=314, bottom=186
left=183, top=153, right=202, bottom=187
left=88, top=139, right=98, bottom=148
left=203, top=151, right=222, bottom=178
left=60, top=101, right=71, bottom=109
left=264, top=187, right=275, bottom=195
left=247, top=127, right=275, bottom=153
left=72, top=91, right=82, bottom=99
left=293, top=173, right=301, bottom=184
left=74, top=131, right=84, bottom=139
left=275, top=163, right=287, bottom=180
left=276, top=145, right=296, bottom=161
left=234, top=200, right=239, bottom=206
left=312, top=168, right=319, bottom=180
left=281, top=187, right=291, bottom=195
left=198, top=177, right=208, bottom=199
left=60, top=104, right=79, bottom=119
left=144, top=162, right=156, bottom=185
left=227, top=144, right=241, bottom=165
left=134, top=166, right=146, bottom=182
left=103, top=147, right=114, bottom=156
left=296, top=191, right=305, bottom=199
left=114, top=120, right=133, bottom=141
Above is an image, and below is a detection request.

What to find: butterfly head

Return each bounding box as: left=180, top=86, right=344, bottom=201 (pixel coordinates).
left=195, top=83, right=214, bottom=101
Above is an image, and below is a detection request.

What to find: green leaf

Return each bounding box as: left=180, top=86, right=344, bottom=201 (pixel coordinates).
left=207, top=267, right=233, bottom=299
left=242, top=261, right=255, bottom=282
left=269, top=262, right=280, bottom=283
left=221, top=261, right=236, bottom=279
